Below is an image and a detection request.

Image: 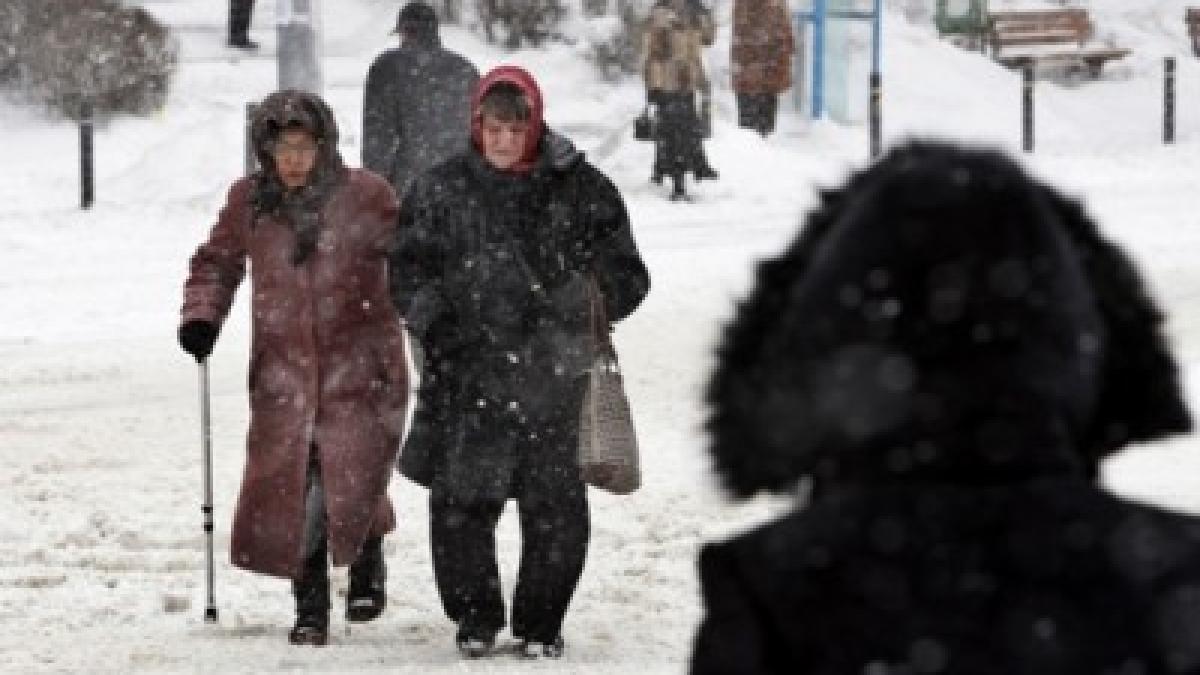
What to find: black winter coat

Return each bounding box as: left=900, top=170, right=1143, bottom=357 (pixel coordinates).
left=694, top=479, right=1200, bottom=674
left=362, top=39, right=479, bottom=199
left=692, top=141, right=1200, bottom=674
left=389, top=130, right=650, bottom=498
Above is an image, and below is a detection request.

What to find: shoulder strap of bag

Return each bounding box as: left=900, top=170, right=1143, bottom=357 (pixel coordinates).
left=587, top=274, right=614, bottom=354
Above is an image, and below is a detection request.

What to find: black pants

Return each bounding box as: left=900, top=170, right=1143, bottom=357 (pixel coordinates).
left=430, top=374, right=590, bottom=643
left=651, top=90, right=714, bottom=179
left=736, top=93, right=779, bottom=136
left=230, top=0, right=255, bottom=40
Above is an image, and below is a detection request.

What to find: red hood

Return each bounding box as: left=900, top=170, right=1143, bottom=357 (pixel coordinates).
left=470, top=65, right=545, bottom=174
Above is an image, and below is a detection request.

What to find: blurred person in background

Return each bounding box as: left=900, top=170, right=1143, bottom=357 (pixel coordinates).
left=362, top=0, right=479, bottom=200
left=731, top=0, right=793, bottom=136
left=642, top=0, right=719, bottom=201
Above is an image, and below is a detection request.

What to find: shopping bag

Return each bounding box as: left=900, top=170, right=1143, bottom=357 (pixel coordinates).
left=633, top=107, right=654, bottom=142
left=578, top=278, right=641, bottom=494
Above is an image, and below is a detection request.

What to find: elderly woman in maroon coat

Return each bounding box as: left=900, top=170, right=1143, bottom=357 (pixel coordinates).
left=177, top=90, right=405, bottom=646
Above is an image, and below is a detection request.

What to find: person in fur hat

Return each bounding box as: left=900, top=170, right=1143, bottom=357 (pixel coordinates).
left=691, top=140, right=1200, bottom=674
left=177, top=89, right=405, bottom=646
left=389, top=65, right=650, bottom=659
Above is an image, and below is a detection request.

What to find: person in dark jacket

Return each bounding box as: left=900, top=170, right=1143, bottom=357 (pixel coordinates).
left=389, top=65, right=650, bottom=659
left=178, top=90, right=405, bottom=646
left=691, top=140, right=1200, bottom=674
left=362, top=1, right=479, bottom=200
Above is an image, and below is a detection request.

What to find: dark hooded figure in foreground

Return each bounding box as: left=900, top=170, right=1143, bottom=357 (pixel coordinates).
left=177, top=90, right=404, bottom=646
left=389, top=65, right=650, bottom=659
left=691, top=140, right=1200, bottom=674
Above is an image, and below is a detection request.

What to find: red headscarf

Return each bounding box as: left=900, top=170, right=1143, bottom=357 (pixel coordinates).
left=470, top=65, right=545, bottom=174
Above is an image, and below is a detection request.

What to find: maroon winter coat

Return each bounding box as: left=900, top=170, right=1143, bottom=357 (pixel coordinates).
left=181, top=169, right=405, bottom=579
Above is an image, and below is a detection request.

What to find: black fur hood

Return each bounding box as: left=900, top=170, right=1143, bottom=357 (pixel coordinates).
left=706, top=140, right=1191, bottom=498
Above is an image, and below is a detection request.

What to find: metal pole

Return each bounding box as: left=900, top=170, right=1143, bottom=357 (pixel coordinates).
left=1164, top=56, right=1175, bottom=145
left=277, top=0, right=323, bottom=94
left=793, top=12, right=808, bottom=112
left=869, top=0, right=882, bottom=157
left=869, top=72, right=882, bottom=158
left=199, top=360, right=218, bottom=623
left=1022, top=64, right=1034, bottom=153
left=811, top=0, right=826, bottom=119
left=245, top=102, right=259, bottom=175
left=80, top=100, right=94, bottom=209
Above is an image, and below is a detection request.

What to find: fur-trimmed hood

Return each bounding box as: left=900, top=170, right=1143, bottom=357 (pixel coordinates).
left=706, top=140, right=1191, bottom=498
left=250, top=89, right=343, bottom=176
left=248, top=89, right=348, bottom=264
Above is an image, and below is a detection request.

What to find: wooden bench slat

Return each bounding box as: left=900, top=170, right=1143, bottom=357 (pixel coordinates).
left=993, top=31, right=1086, bottom=46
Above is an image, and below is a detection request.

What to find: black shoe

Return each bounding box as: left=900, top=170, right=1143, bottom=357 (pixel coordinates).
left=346, top=537, right=386, bottom=622
left=518, top=635, right=565, bottom=659
left=228, top=36, right=260, bottom=50
left=455, top=623, right=497, bottom=658
left=650, top=172, right=663, bottom=185
left=694, top=166, right=719, bottom=181
left=288, top=618, right=329, bottom=646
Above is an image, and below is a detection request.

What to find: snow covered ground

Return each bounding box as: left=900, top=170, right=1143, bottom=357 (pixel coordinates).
left=1, top=0, right=1199, bottom=671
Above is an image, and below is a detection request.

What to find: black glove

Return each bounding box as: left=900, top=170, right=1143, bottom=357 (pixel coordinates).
left=178, top=320, right=218, bottom=362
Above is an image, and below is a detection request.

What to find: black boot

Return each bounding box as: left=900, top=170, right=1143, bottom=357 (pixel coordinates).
left=346, top=536, right=386, bottom=622
left=455, top=620, right=498, bottom=658
left=288, top=541, right=330, bottom=646
left=669, top=173, right=687, bottom=201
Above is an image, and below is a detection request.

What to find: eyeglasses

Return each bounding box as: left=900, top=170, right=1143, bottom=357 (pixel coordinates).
left=271, top=140, right=320, bottom=158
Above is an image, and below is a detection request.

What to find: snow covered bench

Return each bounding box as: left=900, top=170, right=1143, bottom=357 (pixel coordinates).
left=986, top=8, right=1130, bottom=78
left=1187, top=7, right=1200, bottom=57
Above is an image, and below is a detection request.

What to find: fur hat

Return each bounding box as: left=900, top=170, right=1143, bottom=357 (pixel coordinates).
left=706, top=140, right=1191, bottom=498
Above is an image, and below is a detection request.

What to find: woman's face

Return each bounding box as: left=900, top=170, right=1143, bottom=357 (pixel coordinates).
left=271, top=128, right=319, bottom=189
left=480, top=114, right=530, bottom=170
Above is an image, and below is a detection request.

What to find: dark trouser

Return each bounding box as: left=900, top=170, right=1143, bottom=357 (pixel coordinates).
left=230, top=0, right=255, bottom=40
left=294, top=452, right=329, bottom=623
left=651, top=90, right=715, bottom=181
left=430, top=374, right=590, bottom=643
left=736, top=93, right=779, bottom=136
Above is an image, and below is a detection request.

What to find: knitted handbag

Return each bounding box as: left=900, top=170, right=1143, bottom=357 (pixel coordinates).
left=578, top=278, right=642, bottom=494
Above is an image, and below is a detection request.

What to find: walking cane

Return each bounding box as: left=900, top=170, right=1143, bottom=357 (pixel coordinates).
left=199, top=359, right=218, bottom=623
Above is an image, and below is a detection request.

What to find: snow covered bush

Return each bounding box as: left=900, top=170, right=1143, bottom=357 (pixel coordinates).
left=2, top=0, right=177, bottom=120
left=580, top=0, right=647, bottom=80
left=477, top=0, right=568, bottom=48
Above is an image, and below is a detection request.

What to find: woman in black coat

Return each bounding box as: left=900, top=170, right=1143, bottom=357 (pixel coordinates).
left=692, top=140, right=1200, bottom=674
left=389, top=66, right=650, bottom=659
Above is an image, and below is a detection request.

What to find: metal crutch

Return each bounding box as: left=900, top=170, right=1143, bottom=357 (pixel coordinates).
left=199, top=359, right=218, bottom=622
